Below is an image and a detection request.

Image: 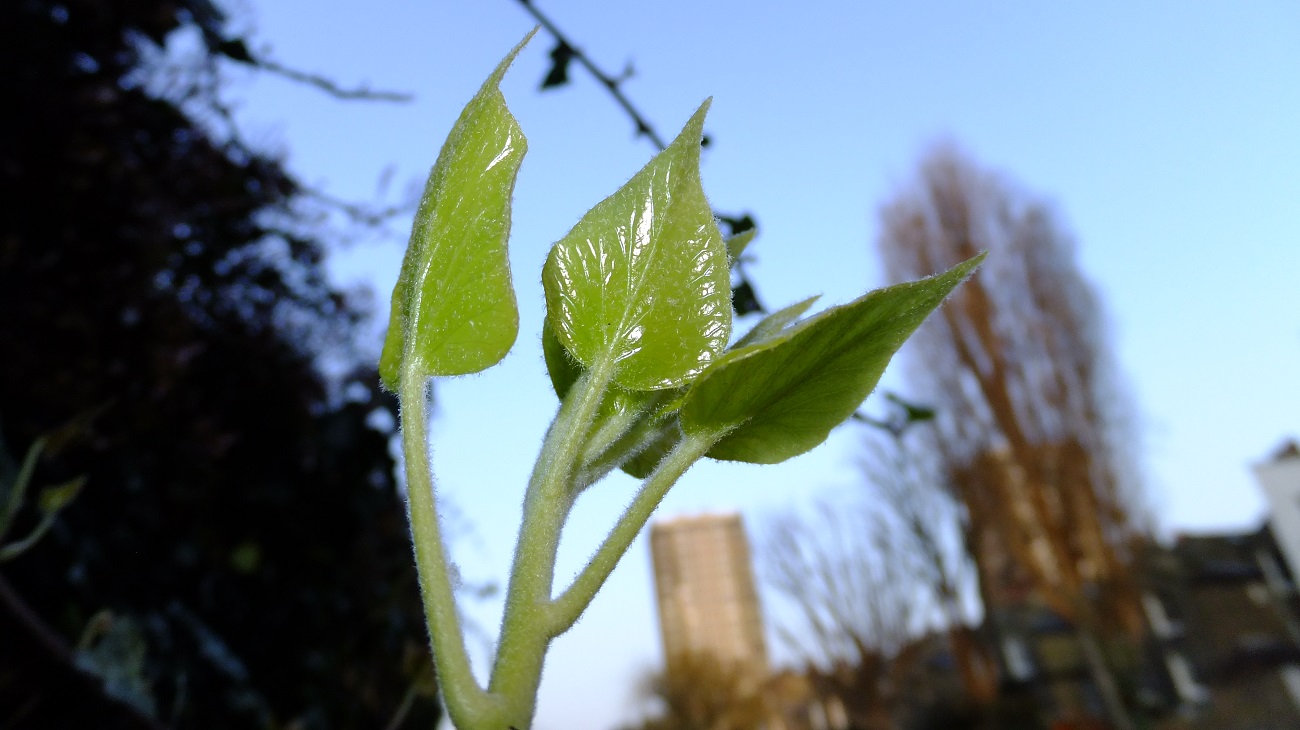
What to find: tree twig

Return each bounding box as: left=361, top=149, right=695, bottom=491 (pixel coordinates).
left=255, top=57, right=414, bottom=103
left=514, top=0, right=766, bottom=313
left=515, top=0, right=667, bottom=151
left=211, top=37, right=413, bottom=103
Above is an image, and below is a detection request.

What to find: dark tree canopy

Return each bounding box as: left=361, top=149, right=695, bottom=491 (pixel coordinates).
left=0, top=1, right=436, bottom=727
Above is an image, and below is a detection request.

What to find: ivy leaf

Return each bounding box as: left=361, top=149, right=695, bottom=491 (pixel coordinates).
left=725, top=230, right=762, bottom=315
left=884, top=392, right=936, bottom=424
left=680, top=254, right=984, bottom=464
left=717, top=213, right=756, bottom=236
left=730, top=278, right=764, bottom=316
left=378, top=30, right=534, bottom=389
left=540, top=41, right=577, bottom=90
left=542, top=100, right=731, bottom=391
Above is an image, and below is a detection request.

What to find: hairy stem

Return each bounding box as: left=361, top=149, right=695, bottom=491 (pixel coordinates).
left=549, top=429, right=721, bottom=633
left=399, top=374, right=502, bottom=729
left=575, top=420, right=671, bottom=490
left=577, top=406, right=645, bottom=470
left=575, top=391, right=676, bottom=489
left=487, top=358, right=617, bottom=727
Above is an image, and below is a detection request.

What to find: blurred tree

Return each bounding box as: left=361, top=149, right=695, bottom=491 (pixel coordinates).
left=876, top=144, right=1147, bottom=728
left=764, top=499, right=918, bottom=729
left=853, top=397, right=1000, bottom=707
left=760, top=393, right=1048, bottom=729
left=618, top=652, right=768, bottom=730
left=766, top=488, right=988, bottom=730
left=0, top=1, right=436, bottom=727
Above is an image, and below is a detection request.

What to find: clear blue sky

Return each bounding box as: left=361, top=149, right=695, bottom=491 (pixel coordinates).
left=219, top=2, right=1299, bottom=727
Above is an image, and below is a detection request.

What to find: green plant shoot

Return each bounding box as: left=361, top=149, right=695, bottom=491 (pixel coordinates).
left=382, top=30, right=983, bottom=730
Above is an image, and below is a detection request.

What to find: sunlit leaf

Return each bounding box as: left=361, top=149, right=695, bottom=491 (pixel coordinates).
left=542, top=100, right=731, bottom=391
left=725, top=229, right=757, bottom=263
left=540, top=41, right=577, bottom=90
left=379, top=30, right=534, bottom=388
left=731, top=296, right=818, bottom=349
left=542, top=320, right=653, bottom=419
left=680, top=254, right=984, bottom=463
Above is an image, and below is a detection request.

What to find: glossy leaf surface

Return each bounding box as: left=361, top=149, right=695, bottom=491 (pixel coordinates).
left=379, top=32, right=533, bottom=388
left=681, top=254, right=984, bottom=463
left=542, top=321, right=652, bottom=419
left=542, top=101, right=731, bottom=391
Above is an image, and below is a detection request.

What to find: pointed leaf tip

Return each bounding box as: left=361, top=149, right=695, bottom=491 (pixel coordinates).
left=542, top=99, right=731, bottom=391
left=380, top=31, right=537, bottom=389
left=681, top=254, right=984, bottom=464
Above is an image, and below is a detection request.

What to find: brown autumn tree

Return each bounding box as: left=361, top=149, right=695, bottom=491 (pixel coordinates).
left=876, top=145, right=1147, bottom=726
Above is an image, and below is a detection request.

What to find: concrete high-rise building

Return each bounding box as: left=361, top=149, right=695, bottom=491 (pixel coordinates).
left=649, top=513, right=768, bottom=675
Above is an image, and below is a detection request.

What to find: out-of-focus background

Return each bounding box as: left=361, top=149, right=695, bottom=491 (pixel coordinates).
left=2, top=2, right=1297, bottom=729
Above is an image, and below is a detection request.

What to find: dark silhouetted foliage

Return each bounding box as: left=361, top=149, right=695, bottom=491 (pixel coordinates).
left=0, top=1, right=436, bottom=727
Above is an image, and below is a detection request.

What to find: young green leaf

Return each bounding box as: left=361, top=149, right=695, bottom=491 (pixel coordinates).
left=731, top=295, right=820, bottom=350
left=542, top=320, right=654, bottom=419
left=680, top=254, right=985, bottom=463
left=542, top=100, right=731, bottom=391
left=541, top=319, right=582, bottom=400
left=618, top=423, right=680, bottom=479
left=561, top=295, right=821, bottom=479
left=378, top=30, right=534, bottom=389
left=726, top=229, right=757, bottom=263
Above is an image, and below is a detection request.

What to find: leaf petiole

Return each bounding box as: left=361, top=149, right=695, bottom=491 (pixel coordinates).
left=486, top=355, right=617, bottom=727
left=549, top=427, right=724, bottom=634
left=399, top=369, right=505, bottom=728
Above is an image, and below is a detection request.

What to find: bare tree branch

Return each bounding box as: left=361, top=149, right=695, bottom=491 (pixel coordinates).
left=514, top=0, right=667, bottom=150
left=252, top=56, right=413, bottom=103
left=513, top=0, right=765, bottom=314
left=210, top=37, right=413, bottom=103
